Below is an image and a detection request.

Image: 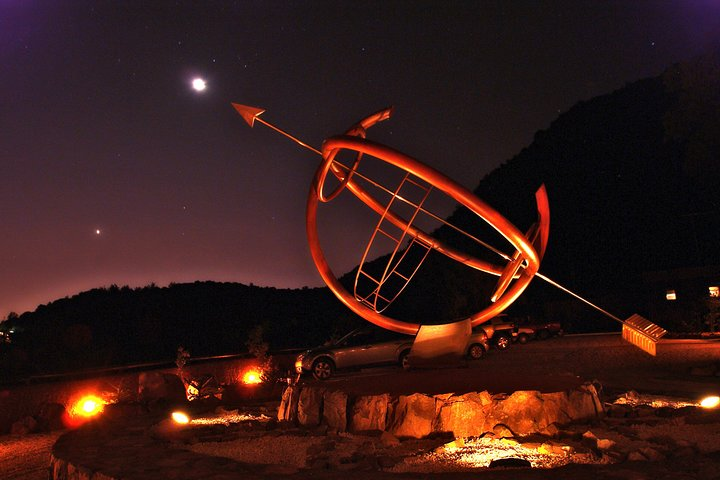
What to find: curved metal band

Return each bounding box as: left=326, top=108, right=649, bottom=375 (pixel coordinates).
left=306, top=135, right=543, bottom=334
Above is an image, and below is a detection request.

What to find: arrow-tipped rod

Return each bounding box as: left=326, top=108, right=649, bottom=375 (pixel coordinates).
left=254, top=116, right=322, bottom=156
left=232, top=103, right=321, bottom=156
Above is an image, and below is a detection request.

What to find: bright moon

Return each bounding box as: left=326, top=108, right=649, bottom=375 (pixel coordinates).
left=95, top=229, right=101, bottom=235
left=192, top=78, right=207, bottom=91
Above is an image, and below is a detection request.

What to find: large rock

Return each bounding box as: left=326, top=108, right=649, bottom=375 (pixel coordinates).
left=36, top=402, right=67, bottom=432
left=349, top=394, right=390, bottom=432
left=434, top=391, right=493, bottom=437
left=323, top=390, right=348, bottom=432
left=297, top=386, right=324, bottom=427
left=492, top=390, right=549, bottom=435
left=11, top=416, right=38, bottom=435
left=389, top=393, right=436, bottom=438
left=276, top=383, right=603, bottom=438
left=539, top=391, right=574, bottom=426
left=565, top=383, right=604, bottom=419
left=487, top=385, right=603, bottom=435
left=138, top=372, right=187, bottom=407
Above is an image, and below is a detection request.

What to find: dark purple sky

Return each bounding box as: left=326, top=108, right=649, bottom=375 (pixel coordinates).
left=1, top=1, right=719, bottom=317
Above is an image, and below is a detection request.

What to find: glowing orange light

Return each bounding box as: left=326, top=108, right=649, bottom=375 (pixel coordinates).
left=171, top=411, right=190, bottom=424
left=71, top=395, right=106, bottom=418
left=700, top=395, right=720, bottom=409
left=242, top=369, right=263, bottom=385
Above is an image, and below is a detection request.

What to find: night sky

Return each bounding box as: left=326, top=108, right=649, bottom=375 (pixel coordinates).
left=2, top=1, right=719, bottom=317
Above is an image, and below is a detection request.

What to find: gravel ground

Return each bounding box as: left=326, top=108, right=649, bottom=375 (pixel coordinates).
left=186, top=433, right=322, bottom=469
left=177, top=407, right=720, bottom=478
left=0, top=431, right=63, bottom=480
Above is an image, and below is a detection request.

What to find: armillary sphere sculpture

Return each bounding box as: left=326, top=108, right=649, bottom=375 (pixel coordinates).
left=232, top=103, right=666, bottom=355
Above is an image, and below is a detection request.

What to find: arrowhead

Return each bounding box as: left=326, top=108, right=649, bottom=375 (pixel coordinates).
left=231, top=103, right=265, bottom=127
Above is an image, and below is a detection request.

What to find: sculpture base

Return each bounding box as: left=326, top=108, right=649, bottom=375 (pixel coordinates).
left=407, top=320, right=471, bottom=369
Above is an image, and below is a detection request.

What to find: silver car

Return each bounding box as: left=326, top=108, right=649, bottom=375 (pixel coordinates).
left=295, top=328, right=414, bottom=380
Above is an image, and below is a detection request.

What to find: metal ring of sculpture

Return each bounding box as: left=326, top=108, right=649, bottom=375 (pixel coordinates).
left=306, top=109, right=550, bottom=336
left=232, top=102, right=666, bottom=356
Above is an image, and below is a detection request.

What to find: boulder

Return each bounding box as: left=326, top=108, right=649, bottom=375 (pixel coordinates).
left=540, top=422, right=560, bottom=437
left=606, top=403, right=634, bottom=418
left=11, top=416, right=38, bottom=435
left=323, top=390, right=348, bottom=432
left=627, top=451, right=646, bottom=462
left=36, top=402, right=66, bottom=431
left=297, top=386, right=324, bottom=427
left=596, top=438, right=616, bottom=451
left=538, top=391, right=574, bottom=426
left=492, top=390, right=547, bottom=435
left=639, top=447, right=665, bottom=461
left=538, top=442, right=570, bottom=455
left=569, top=384, right=602, bottom=418
left=433, top=391, right=493, bottom=437
left=389, top=393, right=436, bottom=438
left=349, top=394, right=390, bottom=432
left=138, top=372, right=187, bottom=407
left=491, top=424, right=515, bottom=438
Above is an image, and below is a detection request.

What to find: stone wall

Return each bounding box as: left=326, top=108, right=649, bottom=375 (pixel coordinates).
left=0, top=355, right=291, bottom=434
left=279, top=383, right=603, bottom=438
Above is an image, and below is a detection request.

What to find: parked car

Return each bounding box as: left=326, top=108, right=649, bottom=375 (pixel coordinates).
left=514, top=325, right=536, bottom=344
left=515, top=316, right=564, bottom=341
left=295, top=327, right=414, bottom=380
left=480, top=315, right=517, bottom=350
left=466, top=325, right=492, bottom=359
left=297, top=324, right=493, bottom=379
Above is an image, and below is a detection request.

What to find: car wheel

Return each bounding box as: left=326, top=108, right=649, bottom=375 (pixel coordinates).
left=467, top=343, right=485, bottom=360
left=517, top=333, right=530, bottom=344
left=495, top=334, right=511, bottom=350
left=311, top=357, right=334, bottom=380
left=399, top=349, right=411, bottom=370
left=537, top=329, right=550, bottom=340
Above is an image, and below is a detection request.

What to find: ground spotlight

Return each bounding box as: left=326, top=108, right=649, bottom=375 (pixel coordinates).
left=171, top=411, right=190, bottom=424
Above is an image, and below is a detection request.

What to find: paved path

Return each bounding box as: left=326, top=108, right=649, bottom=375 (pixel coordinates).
left=307, top=333, right=720, bottom=398
left=0, top=432, right=63, bottom=480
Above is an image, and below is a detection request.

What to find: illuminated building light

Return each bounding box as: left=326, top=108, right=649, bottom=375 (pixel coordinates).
left=709, top=286, right=719, bottom=298
left=241, top=368, right=264, bottom=385
left=70, top=395, right=106, bottom=418
left=666, top=290, right=677, bottom=301
left=171, top=411, right=191, bottom=424
left=700, top=396, right=720, bottom=409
